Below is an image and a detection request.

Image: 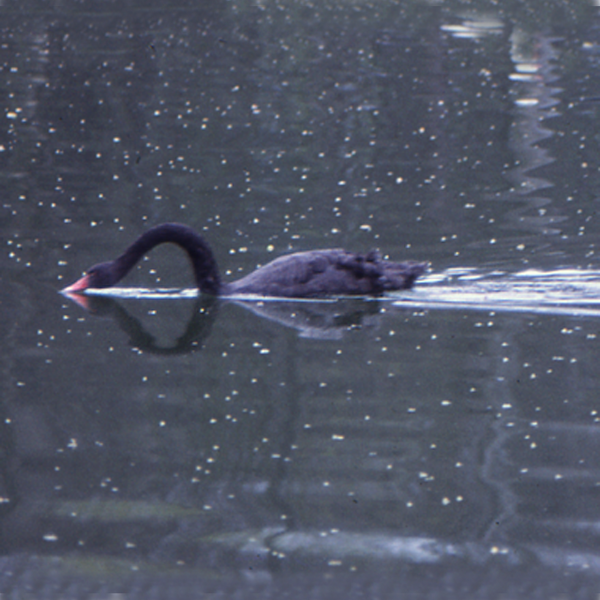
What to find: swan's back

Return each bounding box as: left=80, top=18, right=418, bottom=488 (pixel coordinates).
left=224, top=249, right=426, bottom=298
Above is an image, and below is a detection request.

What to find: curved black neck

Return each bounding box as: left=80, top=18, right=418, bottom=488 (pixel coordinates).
left=114, top=223, right=221, bottom=295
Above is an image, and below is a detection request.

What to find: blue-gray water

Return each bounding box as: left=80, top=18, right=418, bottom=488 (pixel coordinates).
left=2, top=1, right=600, bottom=598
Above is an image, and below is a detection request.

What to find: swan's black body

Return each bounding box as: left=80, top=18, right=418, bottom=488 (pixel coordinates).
left=63, top=223, right=427, bottom=298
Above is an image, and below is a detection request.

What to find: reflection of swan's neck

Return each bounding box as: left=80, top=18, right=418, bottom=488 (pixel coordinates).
left=115, top=224, right=221, bottom=295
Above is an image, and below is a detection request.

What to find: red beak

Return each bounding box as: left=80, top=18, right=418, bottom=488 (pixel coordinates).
left=61, top=274, right=91, bottom=294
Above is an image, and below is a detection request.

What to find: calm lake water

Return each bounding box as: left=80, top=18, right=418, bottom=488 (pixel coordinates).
left=3, top=0, right=600, bottom=597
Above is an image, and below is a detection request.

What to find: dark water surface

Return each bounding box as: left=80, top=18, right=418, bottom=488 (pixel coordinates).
left=3, top=0, right=600, bottom=597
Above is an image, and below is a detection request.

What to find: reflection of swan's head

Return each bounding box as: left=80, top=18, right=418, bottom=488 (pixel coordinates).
left=63, top=223, right=427, bottom=299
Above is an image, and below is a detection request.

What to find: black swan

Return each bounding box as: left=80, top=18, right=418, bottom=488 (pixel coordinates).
left=62, top=223, right=427, bottom=298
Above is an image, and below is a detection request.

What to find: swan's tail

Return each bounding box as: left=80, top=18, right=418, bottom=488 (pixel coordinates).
left=380, top=261, right=429, bottom=291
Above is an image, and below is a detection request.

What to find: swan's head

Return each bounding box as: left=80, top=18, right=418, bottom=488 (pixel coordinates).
left=62, top=261, right=118, bottom=293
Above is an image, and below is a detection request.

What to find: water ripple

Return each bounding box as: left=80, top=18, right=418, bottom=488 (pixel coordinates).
left=394, top=268, right=600, bottom=317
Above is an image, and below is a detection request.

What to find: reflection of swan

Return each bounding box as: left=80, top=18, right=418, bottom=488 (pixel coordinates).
left=63, top=223, right=427, bottom=298
left=74, top=295, right=218, bottom=354
left=232, top=298, right=383, bottom=339
left=67, top=292, right=387, bottom=341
